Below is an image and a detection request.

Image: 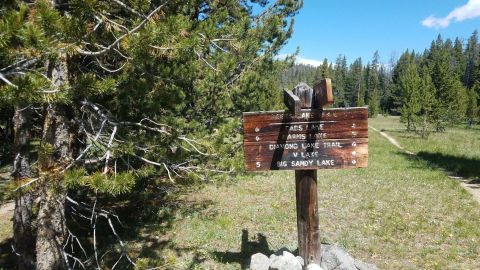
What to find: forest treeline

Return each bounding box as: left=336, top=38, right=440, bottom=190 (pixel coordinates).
left=281, top=31, right=480, bottom=135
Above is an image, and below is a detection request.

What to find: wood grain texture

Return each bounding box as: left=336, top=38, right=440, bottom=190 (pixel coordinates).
left=284, top=89, right=301, bottom=116
left=243, top=119, right=368, bottom=133
left=313, top=78, right=333, bottom=108
left=243, top=107, right=368, bottom=122
left=296, top=170, right=321, bottom=266
left=243, top=107, right=368, bottom=171
left=244, top=139, right=368, bottom=171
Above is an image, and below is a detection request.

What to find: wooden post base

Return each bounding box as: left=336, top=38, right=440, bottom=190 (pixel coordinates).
left=295, top=170, right=321, bottom=267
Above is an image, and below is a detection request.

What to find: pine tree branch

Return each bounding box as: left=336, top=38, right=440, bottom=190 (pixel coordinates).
left=0, top=72, right=18, bottom=88
left=76, top=2, right=168, bottom=56
left=194, top=48, right=218, bottom=72
left=95, top=58, right=126, bottom=73
left=108, top=0, right=146, bottom=19
left=65, top=196, right=135, bottom=268
left=64, top=252, right=86, bottom=269
left=78, top=99, right=216, bottom=183
left=198, top=33, right=236, bottom=53
left=12, top=177, right=40, bottom=192
left=0, top=58, right=39, bottom=73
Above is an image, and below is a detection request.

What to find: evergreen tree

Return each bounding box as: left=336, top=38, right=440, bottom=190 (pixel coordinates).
left=392, top=50, right=414, bottom=113
left=466, top=86, right=478, bottom=126
left=333, top=54, right=347, bottom=106
left=415, top=66, right=437, bottom=137
left=379, top=65, right=393, bottom=113
left=277, top=30, right=480, bottom=131
left=366, top=51, right=381, bottom=117
left=280, top=63, right=318, bottom=89
left=397, top=56, right=421, bottom=131
left=464, top=30, right=479, bottom=89
left=0, top=1, right=302, bottom=268
left=475, top=61, right=480, bottom=108
left=318, top=58, right=332, bottom=79
left=475, top=52, right=480, bottom=104
left=345, top=57, right=363, bottom=107
left=428, top=36, right=468, bottom=130
left=452, top=37, right=466, bottom=79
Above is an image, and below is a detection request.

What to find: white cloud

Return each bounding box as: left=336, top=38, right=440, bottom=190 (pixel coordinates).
left=422, top=0, right=480, bottom=28
left=296, top=57, right=322, bottom=67
left=276, top=54, right=323, bottom=67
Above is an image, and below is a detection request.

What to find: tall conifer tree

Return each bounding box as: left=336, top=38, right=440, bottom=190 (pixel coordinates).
left=397, top=56, right=421, bottom=130
left=333, top=54, right=347, bottom=106
left=0, top=1, right=302, bottom=268
left=345, top=57, right=362, bottom=107
left=464, top=30, right=479, bottom=89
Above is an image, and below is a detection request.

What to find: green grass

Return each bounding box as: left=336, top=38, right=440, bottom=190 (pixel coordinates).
left=129, top=128, right=480, bottom=270
left=0, top=164, right=13, bottom=269
left=1, top=117, right=479, bottom=269
left=0, top=165, right=12, bottom=204
left=370, top=116, right=480, bottom=179
left=0, top=202, right=13, bottom=268
left=0, top=216, right=11, bottom=244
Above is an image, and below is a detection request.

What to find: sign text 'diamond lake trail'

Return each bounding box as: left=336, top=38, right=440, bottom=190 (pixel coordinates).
left=243, top=107, right=368, bottom=171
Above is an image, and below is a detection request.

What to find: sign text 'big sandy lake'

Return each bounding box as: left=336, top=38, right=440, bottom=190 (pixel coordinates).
left=243, top=107, right=368, bottom=171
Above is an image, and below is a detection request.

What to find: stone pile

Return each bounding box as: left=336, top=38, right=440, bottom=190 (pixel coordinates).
left=250, top=245, right=378, bottom=270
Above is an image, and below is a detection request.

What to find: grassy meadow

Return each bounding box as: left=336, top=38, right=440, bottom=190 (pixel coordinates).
left=128, top=122, right=480, bottom=270
left=369, top=116, right=480, bottom=180
left=1, top=117, right=480, bottom=270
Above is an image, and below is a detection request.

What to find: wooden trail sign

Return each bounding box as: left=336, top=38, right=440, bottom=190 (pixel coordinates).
left=242, top=80, right=368, bottom=268
left=243, top=107, right=368, bottom=171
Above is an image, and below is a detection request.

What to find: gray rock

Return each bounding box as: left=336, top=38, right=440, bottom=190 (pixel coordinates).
left=269, top=253, right=302, bottom=270
left=320, top=244, right=355, bottom=270
left=296, top=256, right=305, bottom=267
left=250, top=253, right=270, bottom=270
left=354, top=260, right=378, bottom=270
left=307, top=263, right=324, bottom=270
left=282, top=251, right=296, bottom=260
left=273, top=247, right=291, bottom=256
left=320, top=244, right=378, bottom=270
left=250, top=244, right=377, bottom=270
left=269, top=247, right=291, bottom=261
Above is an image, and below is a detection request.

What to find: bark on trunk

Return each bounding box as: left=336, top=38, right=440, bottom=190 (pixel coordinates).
left=35, top=103, right=72, bottom=270
left=35, top=183, right=68, bottom=270
left=35, top=54, right=73, bottom=270
left=12, top=105, right=36, bottom=270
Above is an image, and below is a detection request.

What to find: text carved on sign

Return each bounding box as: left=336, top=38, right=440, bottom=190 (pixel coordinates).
left=243, top=107, right=368, bottom=171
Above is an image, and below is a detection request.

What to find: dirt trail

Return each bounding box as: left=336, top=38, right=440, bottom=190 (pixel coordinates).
left=369, top=125, right=480, bottom=205
left=0, top=201, right=14, bottom=216
left=0, top=171, right=14, bottom=243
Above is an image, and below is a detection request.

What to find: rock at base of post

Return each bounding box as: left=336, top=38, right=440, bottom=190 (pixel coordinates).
left=319, top=244, right=378, bottom=270
left=249, top=245, right=378, bottom=270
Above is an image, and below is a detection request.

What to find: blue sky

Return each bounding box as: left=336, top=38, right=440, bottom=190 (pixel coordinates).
left=279, top=0, right=480, bottom=66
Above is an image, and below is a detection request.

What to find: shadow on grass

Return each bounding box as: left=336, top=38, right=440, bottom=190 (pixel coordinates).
left=415, top=151, right=480, bottom=180
left=66, top=183, right=217, bottom=269
left=0, top=237, right=14, bottom=269
left=398, top=151, right=480, bottom=188
left=212, top=229, right=274, bottom=270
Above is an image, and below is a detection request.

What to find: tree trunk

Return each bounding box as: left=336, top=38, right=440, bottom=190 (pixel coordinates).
left=12, top=105, right=36, bottom=270
left=35, top=103, right=73, bottom=270
left=35, top=183, right=68, bottom=270
left=35, top=54, right=73, bottom=270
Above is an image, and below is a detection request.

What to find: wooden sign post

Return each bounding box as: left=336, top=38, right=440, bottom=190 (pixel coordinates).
left=243, top=79, right=368, bottom=267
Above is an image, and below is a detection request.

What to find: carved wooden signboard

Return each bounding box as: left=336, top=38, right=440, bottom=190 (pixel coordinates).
left=242, top=79, right=368, bottom=267
left=243, top=107, right=368, bottom=171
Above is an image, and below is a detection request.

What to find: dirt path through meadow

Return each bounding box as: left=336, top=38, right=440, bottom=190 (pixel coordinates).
left=369, top=125, right=480, bottom=205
